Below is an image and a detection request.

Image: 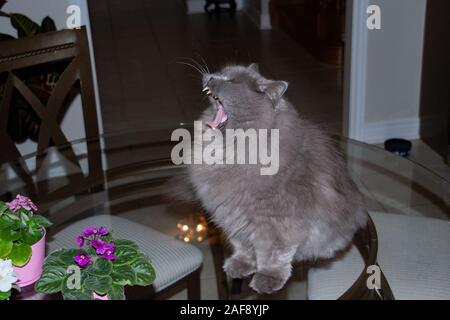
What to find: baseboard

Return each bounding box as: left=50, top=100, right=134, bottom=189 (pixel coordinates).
left=363, top=117, right=420, bottom=144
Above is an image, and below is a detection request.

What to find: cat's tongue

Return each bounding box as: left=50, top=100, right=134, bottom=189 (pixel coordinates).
left=206, top=100, right=228, bottom=129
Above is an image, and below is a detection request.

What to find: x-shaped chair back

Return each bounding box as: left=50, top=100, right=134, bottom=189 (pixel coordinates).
left=0, top=27, right=101, bottom=202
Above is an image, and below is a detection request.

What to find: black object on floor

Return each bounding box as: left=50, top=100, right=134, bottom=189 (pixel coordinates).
left=384, top=138, right=412, bottom=157
left=204, top=0, right=237, bottom=14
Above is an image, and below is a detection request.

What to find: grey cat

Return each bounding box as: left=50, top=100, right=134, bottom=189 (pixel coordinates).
left=169, top=63, right=367, bottom=294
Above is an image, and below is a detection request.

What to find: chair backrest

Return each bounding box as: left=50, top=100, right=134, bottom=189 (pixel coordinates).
left=0, top=27, right=102, bottom=201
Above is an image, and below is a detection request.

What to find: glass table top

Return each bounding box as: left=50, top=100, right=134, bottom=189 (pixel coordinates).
left=1, top=128, right=449, bottom=300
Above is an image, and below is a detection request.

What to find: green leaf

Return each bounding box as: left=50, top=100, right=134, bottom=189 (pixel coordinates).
left=0, top=201, right=8, bottom=214
left=0, top=238, right=13, bottom=258
left=5, top=212, right=20, bottom=221
left=114, top=239, right=138, bottom=250
left=20, top=210, right=31, bottom=223
left=63, top=289, right=93, bottom=300
left=0, top=215, right=17, bottom=229
left=21, top=227, right=42, bottom=245
left=83, top=274, right=112, bottom=295
left=9, top=13, right=40, bottom=37
left=43, top=249, right=66, bottom=267
left=61, top=274, right=92, bottom=300
left=107, top=283, right=125, bottom=300
left=31, top=215, right=52, bottom=228
left=39, top=16, right=56, bottom=33
left=0, top=227, right=21, bottom=241
left=43, top=253, right=63, bottom=268
left=35, top=266, right=67, bottom=293
left=86, top=258, right=112, bottom=276
left=58, top=248, right=85, bottom=266
left=114, top=246, right=138, bottom=266
left=0, top=290, right=11, bottom=300
left=9, top=243, right=32, bottom=266
left=111, top=264, right=136, bottom=286
left=130, top=258, right=156, bottom=286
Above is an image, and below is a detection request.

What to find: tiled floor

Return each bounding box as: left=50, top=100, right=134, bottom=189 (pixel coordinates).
left=88, top=0, right=344, bottom=136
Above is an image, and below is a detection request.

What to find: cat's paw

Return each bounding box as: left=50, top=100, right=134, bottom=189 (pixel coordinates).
left=249, top=272, right=287, bottom=294
left=223, top=257, right=256, bottom=279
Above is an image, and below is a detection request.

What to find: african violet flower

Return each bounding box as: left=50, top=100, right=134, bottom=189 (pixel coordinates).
left=0, top=259, right=17, bottom=293
left=74, top=253, right=91, bottom=268
left=74, top=226, right=115, bottom=263
left=91, top=239, right=115, bottom=257
left=101, top=243, right=116, bottom=261
left=82, top=226, right=98, bottom=237
left=6, top=194, right=38, bottom=212
left=91, top=239, right=107, bottom=254
left=102, top=245, right=116, bottom=261
left=97, top=227, right=109, bottom=236
left=75, top=236, right=84, bottom=247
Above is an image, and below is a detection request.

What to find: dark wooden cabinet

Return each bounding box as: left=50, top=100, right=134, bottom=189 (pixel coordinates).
left=270, top=0, right=346, bottom=66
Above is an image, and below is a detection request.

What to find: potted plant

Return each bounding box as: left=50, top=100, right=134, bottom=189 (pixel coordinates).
left=35, top=226, right=156, bottom=300
left=0, top=195, right=52, bottom=287
left=0, top=258, right=18, bottom=300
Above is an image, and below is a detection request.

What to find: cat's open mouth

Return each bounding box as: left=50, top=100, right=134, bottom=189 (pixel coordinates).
left=203, top=86, right=228, bottom=129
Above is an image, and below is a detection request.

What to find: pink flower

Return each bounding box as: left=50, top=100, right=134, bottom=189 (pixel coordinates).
left=6, top=195, right=38, bottom=212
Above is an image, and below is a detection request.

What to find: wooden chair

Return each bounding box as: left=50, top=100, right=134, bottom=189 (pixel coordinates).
left=0, top=27, right=101, bottom=202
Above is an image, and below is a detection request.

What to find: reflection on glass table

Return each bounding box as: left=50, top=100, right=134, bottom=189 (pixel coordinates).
left=1, top=129, right=449, bottom=300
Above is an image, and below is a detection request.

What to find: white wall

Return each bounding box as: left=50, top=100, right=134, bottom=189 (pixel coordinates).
left=0, top=0, right=103, bottom=177
left=345, top=0, right=427, bottom=143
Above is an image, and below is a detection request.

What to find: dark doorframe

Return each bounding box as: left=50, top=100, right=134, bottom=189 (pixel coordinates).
left=419, top=0, right=450, bottom=161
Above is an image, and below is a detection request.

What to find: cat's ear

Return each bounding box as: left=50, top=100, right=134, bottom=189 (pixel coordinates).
left=248, top=63, right=259, bottom=73
left=257, top=79, right=288, bottom=104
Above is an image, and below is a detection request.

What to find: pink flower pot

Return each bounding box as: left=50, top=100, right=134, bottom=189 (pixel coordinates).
left=93, top=292, right=109, bottom=300
left=13, top=229, right=46, bottom=287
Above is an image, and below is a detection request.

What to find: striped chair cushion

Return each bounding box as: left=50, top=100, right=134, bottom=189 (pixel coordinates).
left=308, top=212, right=450, bottom=300
left=47, top=214, right=203, bottom=293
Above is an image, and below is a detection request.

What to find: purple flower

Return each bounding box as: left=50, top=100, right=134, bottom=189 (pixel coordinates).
left=91, top=239, right=108, bottom=254
left=6, top=195, right=38, bottom=212
left=83, top=226, right=98, bottom=237
left=102, top=245, right=116, bottom=261
left=74, top=253, right=91, bottom=268
left=75, top=236, right=84, bottom=247
left=97, top=227, right=109, bottom=236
